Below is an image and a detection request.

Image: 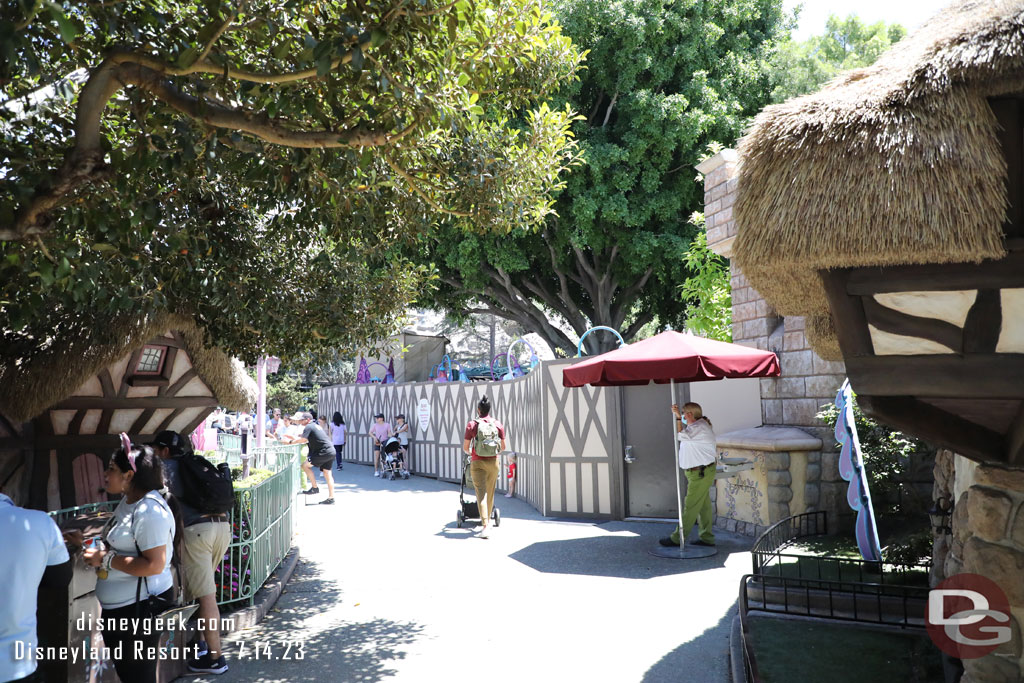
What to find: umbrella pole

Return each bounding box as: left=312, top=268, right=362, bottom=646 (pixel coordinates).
left=671, top=379, right=685, bottom=544
left=649, top=378, right=717, bottom=560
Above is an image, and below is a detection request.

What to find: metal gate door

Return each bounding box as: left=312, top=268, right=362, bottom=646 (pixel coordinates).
left=622, top=383, right=689, bottom=518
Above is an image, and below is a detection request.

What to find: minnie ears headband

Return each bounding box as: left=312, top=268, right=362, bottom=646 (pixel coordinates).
left=119, top=432, right=137, bottom=472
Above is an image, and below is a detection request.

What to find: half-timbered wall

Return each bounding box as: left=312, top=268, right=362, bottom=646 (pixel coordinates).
left=319, top=359, right=622, bottom=519
left=26, top=330, right=221, bottom=510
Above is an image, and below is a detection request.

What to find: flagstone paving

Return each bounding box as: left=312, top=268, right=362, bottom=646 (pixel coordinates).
left=184, top=463, right=753, bottom=682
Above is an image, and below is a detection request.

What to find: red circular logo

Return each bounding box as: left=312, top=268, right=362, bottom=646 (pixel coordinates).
left=926, top=573, right=1012, bottom=659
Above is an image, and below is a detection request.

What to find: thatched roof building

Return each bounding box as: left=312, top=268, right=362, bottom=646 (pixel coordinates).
left=734, top=0, right=1024, bottom=359
left=0, top=312, right=256, bottom=509
left=0, top=312, right=255, bottom=422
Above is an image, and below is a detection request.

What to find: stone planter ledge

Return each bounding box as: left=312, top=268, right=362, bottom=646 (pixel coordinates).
left=716, top=426, right=823, bottom=452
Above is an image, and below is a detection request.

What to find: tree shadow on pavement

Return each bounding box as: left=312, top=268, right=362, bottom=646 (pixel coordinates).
left=184, top=560, right=425, bottom=683
left=641, top=605, right=736, bottom=683
left=508, top=533, right=747, bottom=580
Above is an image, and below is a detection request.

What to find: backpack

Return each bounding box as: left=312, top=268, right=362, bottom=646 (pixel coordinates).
left=176, top=453, right=235, bottom=514
left=473, top=418, right=501, bottom=458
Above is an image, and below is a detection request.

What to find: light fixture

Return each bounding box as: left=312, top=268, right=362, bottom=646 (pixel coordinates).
left=928, top=495, right=954, bottom=535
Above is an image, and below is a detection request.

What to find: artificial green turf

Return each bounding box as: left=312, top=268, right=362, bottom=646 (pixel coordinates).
left=748, top=617, right=944, bottom=683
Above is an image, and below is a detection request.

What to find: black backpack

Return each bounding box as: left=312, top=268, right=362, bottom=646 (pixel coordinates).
left=176, top=453, right=235, bottom=514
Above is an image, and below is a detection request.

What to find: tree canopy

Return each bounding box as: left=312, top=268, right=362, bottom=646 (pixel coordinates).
left=413, top=0, right=787, bottom=355
left=1, top=0, right=583, bottom=363
left=769, top=12, right=906, bottom=103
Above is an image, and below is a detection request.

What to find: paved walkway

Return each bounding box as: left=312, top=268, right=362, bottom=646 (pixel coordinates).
left=187, top=464, right=754, bottom=683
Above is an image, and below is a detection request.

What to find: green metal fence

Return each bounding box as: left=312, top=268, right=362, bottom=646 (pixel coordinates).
left=215, top=446, right=300, bottom=605
left=50, top=444, right=300, bottom=607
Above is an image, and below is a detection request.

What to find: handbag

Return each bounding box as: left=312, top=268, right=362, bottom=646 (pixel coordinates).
left=130, top=500, right=198, bottom=627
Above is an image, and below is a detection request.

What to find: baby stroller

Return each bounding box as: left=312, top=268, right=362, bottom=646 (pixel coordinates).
left=381, top=437, right=409, bottom=480
left=455, top=453, right=500, bottom=528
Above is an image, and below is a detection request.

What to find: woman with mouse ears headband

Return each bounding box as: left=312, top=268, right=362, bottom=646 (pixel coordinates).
left=82, top=433, right=184, bottom=683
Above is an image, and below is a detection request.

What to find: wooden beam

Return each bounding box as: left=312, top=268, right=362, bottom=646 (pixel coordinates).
left=126, top=376, right=170, bottom=388
left=67, top=409, right=86, bottom=435
left=28, top=448, right=49, bottom=511
left=155, top=409, right=184, bottom=434
left=819, top=269, right=875, bottom=357
left=845, top=252, right=1024, bottom=295
left=164, top=369, right=199, bottom=397
left=98, top=369, right=116, bottom=398
left=2, top=433, right=165, bottom=451
left=129, top=409, right=156, bottom=434
left=97, top=409, right=112, bottom=436
left=859, top=396, right=1005, bottom=464
left=846, top=354, right=1024, bottom=399
left=54, top=396, right=219, bottom=410
left=861, top=297, right=963, bottom=353
left=57, top=449, right=76, bottom=508
left=1005, top=402, right=1024, bottom=466
left=118, top=350, right=140, bottom=397
left=962, top=289, right=1002, bottom=354
left=145, top=334, right=185, bottom=349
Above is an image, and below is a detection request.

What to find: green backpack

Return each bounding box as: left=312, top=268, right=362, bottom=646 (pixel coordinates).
left=474, top=418, right=501, bottom=457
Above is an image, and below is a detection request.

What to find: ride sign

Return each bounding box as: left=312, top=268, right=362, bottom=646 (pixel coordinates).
left=418, top=398, right=430, bottom=434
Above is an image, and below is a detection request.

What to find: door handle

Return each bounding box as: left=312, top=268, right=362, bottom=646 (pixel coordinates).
left=624, top=445, right=636, bottom=464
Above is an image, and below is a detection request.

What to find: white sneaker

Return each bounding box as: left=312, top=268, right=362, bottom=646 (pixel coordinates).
left=504, top=492, right=513, bottom=498
left=374, top=471, right=380, bottom=477
left=477, top=527, right=490, bottom=539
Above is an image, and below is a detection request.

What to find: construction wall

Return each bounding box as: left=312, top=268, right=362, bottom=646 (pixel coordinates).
left=320, top=359, right=621, bottom=518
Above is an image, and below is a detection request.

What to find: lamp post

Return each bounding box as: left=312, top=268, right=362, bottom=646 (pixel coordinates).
left=928, top=495, right=954, bottom=535
left=255, top=356, right=282, bottom=450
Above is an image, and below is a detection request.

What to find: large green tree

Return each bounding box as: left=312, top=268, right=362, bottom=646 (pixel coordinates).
left=769, top=13, right=906, bottom=103
left=414, top=0, right=787, bottom=355
left=0, top=0, right=582, bottom=362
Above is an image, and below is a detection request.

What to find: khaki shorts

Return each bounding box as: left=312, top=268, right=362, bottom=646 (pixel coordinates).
left=182, top=521, right=231, bottom=601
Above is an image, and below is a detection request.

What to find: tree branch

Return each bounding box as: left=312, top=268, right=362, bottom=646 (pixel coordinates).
left=612, top=265, right=655, bottom=329
left=623, top=311, right=654, bottom=340
left=602, top=90, right=618, bottom=128
left=195, top=4, right=244, bottom=65
left=385, top=154, right=473, bottom=217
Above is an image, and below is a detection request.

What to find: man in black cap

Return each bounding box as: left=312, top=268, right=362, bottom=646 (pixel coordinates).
left=151, top=430, right=230, bottom=675
left=290, top=412, right=337, bottom=504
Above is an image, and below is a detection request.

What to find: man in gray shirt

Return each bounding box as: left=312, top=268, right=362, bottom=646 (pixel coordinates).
left=290, top=412, right=338, bottom=505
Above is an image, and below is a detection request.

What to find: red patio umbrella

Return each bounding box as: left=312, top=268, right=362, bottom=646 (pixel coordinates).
left=562, top=330, right=779, bottom=387
left=562, top=330, right=780, bottom=558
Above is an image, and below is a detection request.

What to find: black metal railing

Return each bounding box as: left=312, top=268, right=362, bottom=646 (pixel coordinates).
left=741, top=573, right=929, bottom=627
left=751, top=511, right=929, bottom=586
left=737, top=574, right=930, bottom=683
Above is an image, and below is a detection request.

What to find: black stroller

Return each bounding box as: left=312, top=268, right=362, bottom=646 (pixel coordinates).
left=381, top=437, right=409, bottom=480
left=455, top=453, right=500, bottom=528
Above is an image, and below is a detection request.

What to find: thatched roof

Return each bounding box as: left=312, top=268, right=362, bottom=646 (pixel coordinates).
left=0, top=312, right=257, bottom=422
left=733, top=0, right=1024, bottom=359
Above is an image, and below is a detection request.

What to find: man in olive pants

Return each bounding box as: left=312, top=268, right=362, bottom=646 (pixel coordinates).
left=661, top=402, right=717, bottom=547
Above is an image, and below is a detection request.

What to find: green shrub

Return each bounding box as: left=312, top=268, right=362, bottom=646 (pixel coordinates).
left=816, top=394, right=932, bottom=516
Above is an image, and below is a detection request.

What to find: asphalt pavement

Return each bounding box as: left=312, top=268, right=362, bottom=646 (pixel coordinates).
left=183, top=463, right=754, bottom=683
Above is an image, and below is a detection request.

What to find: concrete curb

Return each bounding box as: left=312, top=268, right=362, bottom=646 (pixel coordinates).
left=729, top=614, right=748, bottom=683
left=221, top=546, right=300, bottom=633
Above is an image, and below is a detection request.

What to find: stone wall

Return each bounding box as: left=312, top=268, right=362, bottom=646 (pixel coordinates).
left=934, top=452, right=1024, bottom=683
left=698, top=149, right=847, bottom=523
left=712, top=426, right=823, bottom=536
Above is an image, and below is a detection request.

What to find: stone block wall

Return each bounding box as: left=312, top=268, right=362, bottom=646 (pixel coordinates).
left=933, top=451, right=1024, bottom=682
left=698, top=149, right=847, bottom=522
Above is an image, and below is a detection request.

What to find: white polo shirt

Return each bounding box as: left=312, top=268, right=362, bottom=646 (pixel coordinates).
left=0, top=494, right=70, bottom=681
left=676, top=419, right=718, bottom=469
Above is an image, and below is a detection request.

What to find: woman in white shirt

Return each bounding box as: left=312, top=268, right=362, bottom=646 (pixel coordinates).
left=83, top=435, right=183, bottom=683
left=331, top=412, right=347, bottom=470
left=660, top=402, right=718, bottom=548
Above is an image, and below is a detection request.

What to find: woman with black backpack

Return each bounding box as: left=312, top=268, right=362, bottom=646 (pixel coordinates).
left=462, top=396, right=507, bottom=539
left=83, top=434, right=184, bottom=683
